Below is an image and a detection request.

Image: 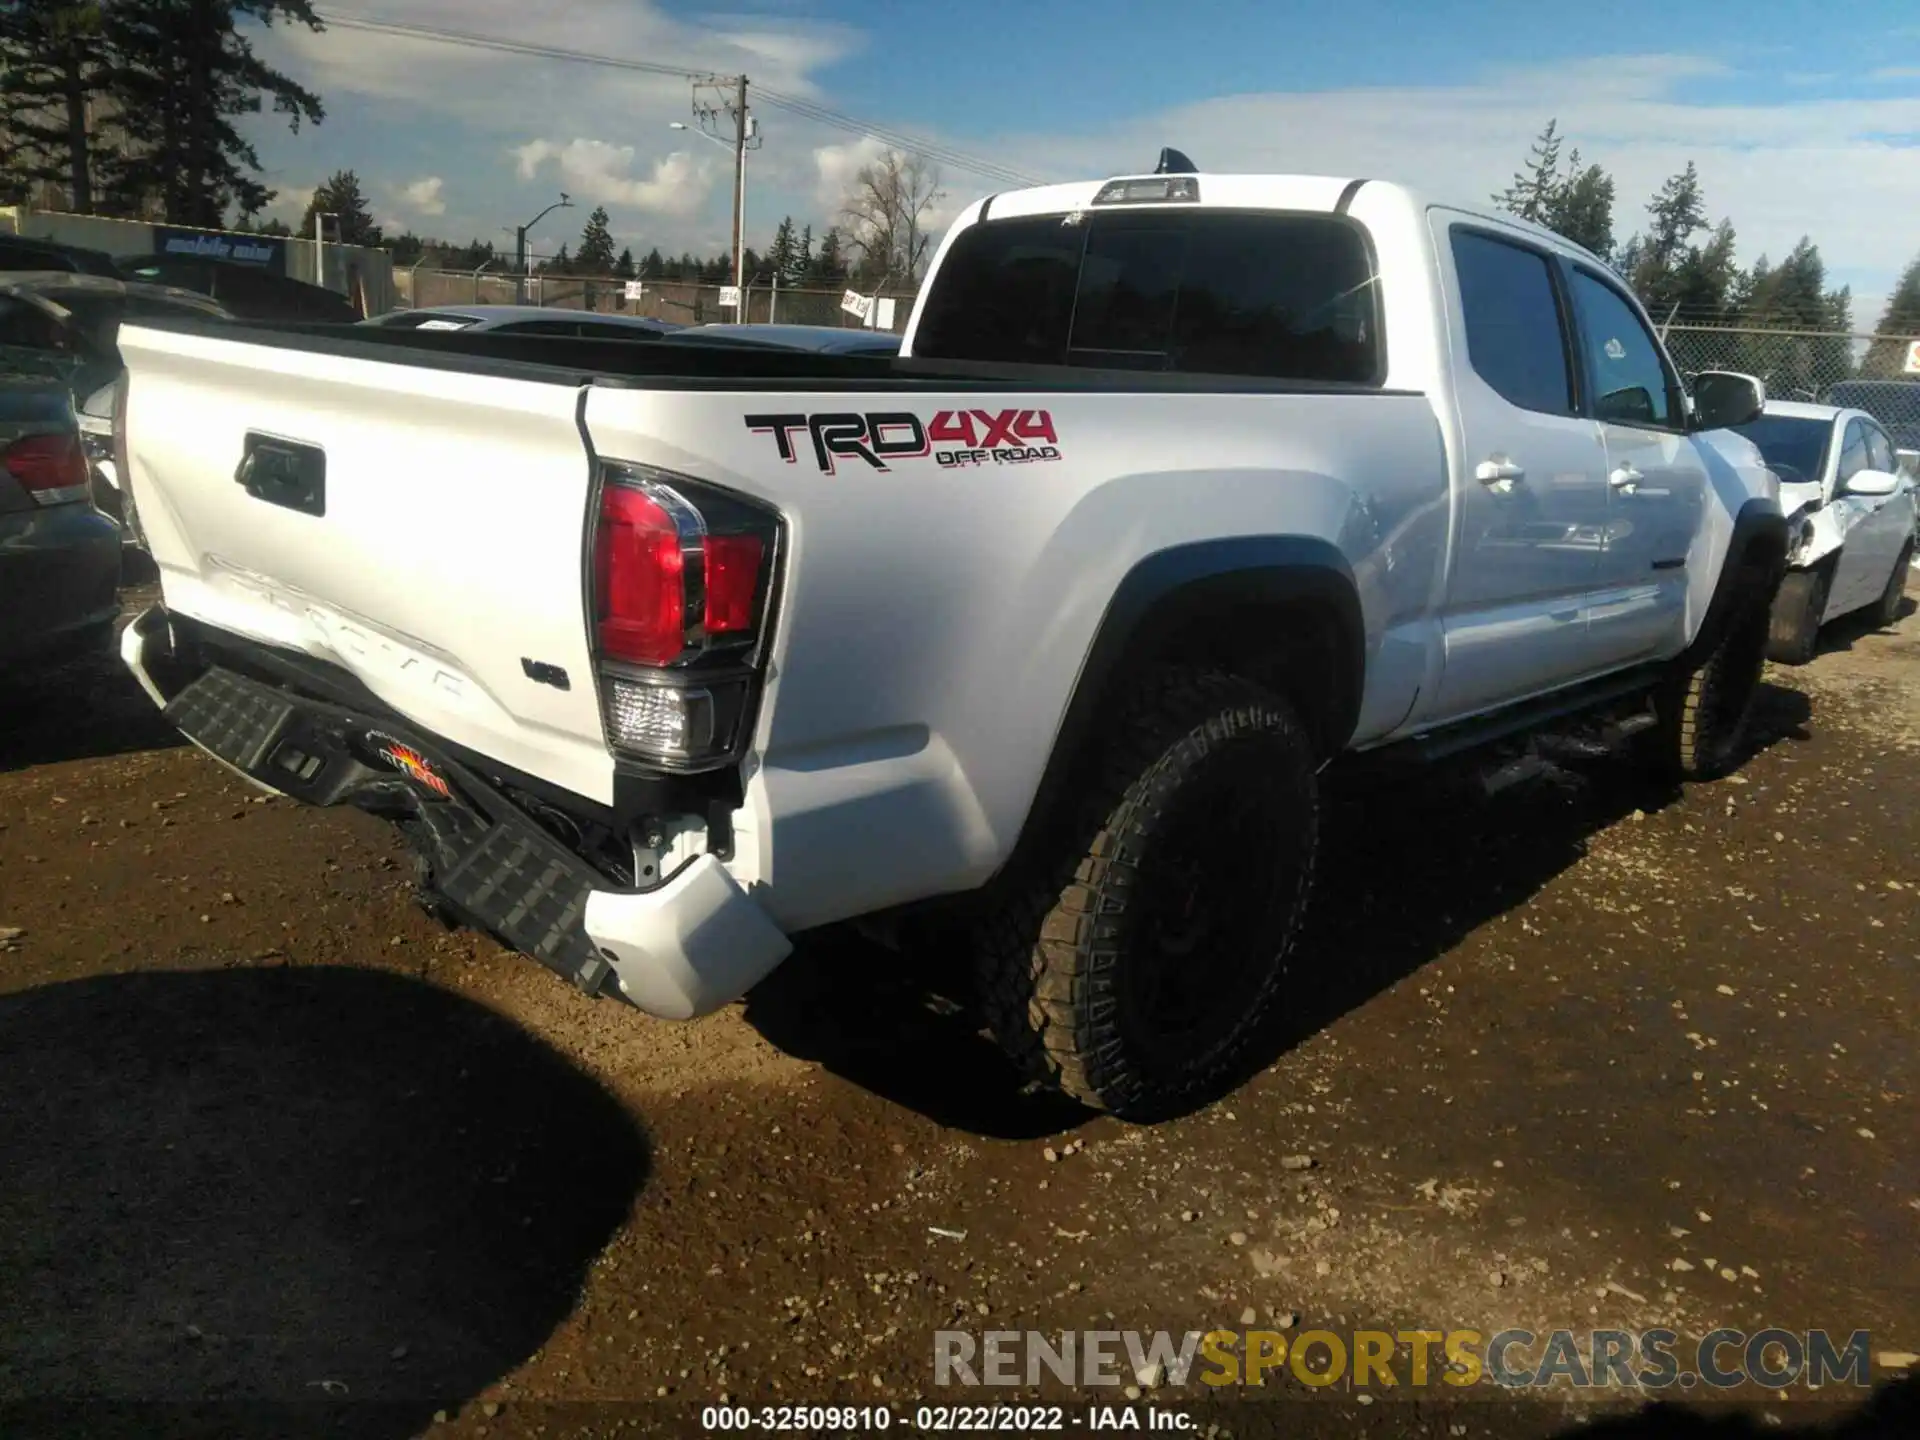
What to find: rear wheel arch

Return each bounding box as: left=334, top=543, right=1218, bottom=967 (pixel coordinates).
left=1000, top=537, right=1363, bottom=882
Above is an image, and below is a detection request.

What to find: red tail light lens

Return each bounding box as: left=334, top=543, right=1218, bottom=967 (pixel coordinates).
left=704, top=533, right=766, bottom=635
left=589, top=464, right=781, bottom=771
left=4, top=433, right=90, bottom=505
left=594, top=482, right=686, bottom=666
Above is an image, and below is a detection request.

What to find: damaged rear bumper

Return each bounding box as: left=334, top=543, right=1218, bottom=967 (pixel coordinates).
left=121, top=605, right=791, bottom=1019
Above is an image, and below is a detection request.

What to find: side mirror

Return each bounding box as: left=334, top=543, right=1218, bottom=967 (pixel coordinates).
left=1690, top=370, right=1766, bottom=430
left=1840, top=468, right=1900, bottom=498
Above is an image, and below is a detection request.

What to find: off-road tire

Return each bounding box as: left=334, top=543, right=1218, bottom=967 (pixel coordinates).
left=975, top=669, right=1318, bottom=1120
left=1650, top=577, right=1774, bottom=783
left=1872, top=543, right=1914, bottom=628
left=1765, top=565, right=1830, bottom=666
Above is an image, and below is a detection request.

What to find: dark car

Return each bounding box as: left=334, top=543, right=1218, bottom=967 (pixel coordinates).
left=115, top=253, right=360, bottom=324
left=673, top=322, right=902, bottom=356
left=359, top=305, right=683, bottom=338
left=0, top=233, right=124, bottom=280
left=1, top=273, right=231, bottom=535
left=0, top=379, right=121, bottom=671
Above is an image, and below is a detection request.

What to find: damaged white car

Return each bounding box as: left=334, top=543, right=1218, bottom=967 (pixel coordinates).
left=1731, top=402, right=1916, bottom=664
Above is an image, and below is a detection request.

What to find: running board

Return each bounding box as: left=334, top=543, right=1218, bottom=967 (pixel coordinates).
left=1340, top=666, right=1662, bottom=779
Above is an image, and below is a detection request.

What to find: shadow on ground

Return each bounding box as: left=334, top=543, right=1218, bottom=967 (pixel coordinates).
left=0, top=965, right=649, bottom=1439
left=1205, top=1377, right=1920, bottom=1439
left=1811, top=591, right=1918, bottom=661
left=743, top=926, right=1088, bottom=1142
left=1551, top=1374, right=1920, bottom=1437
left=0, top=637, right=182, bottom=775
left=743, top=682, right=1811, bottom=1136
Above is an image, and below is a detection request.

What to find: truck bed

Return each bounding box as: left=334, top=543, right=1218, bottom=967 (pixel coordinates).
left=116, top=315, right=1446, bottom=935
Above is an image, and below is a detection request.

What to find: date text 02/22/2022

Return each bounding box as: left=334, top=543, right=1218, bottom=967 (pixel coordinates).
left=699, top=1402, right=1194, bottom=1431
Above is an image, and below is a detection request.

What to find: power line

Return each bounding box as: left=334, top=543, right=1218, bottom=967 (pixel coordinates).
left=309, top=9, right=1044, bottom=189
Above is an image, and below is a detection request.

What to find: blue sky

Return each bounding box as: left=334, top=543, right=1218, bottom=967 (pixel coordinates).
left=744, top=0, right=1919, bottom=135
left=249, top=1, right=1920, bottom=320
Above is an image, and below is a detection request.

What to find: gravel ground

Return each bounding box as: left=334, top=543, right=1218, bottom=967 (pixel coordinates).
left=0, top=580, right=1916, bottom=1440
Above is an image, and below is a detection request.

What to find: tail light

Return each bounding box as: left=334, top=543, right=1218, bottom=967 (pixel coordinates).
left=590, top=463, right=780, bottom=771
left=108, top=372, right=147, bottom=548
left=3, top=432, right=91, bottom=506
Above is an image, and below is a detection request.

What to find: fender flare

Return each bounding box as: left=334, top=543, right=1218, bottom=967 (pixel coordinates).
left=1001, top=536, right=1364, bottom=878
left=1679, top=497, right=1789, bottom=668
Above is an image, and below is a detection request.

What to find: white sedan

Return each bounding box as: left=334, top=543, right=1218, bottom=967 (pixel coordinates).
left=1731, top=401, right=1916, bottom=664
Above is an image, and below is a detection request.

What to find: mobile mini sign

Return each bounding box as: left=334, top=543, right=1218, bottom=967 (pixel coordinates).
left=152, top=226, right=287, bottom=275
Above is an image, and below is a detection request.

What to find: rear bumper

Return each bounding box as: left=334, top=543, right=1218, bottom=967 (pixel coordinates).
left=121, top=606, right=791, bottom=1019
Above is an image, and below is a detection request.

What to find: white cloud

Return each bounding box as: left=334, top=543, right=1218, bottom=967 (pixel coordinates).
left=514, top=139, right=715, bottom=217
left=810, top=136, right=887, bottom=214
left=995, top=53, right=1920, bottom=324
left=401, top=176, right=447, bottom=215
left=239, top=13, right=1920, bottom=316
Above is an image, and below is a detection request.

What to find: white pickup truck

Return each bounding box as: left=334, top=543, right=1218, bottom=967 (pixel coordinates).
left=111, top=161, right=1789, bottom=1118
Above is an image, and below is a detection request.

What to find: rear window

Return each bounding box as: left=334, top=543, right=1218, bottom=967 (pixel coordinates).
left=913, top=210, right=1381, bottom=383
left=1729, top=415, right=1832, bottom=487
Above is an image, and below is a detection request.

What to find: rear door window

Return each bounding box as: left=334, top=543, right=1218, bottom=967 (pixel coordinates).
left=913, top=209, right=1381, bottom=382
left=1449, top=229, right=1575, bottom=415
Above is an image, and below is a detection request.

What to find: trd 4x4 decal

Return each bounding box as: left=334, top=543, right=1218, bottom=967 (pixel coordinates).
left=745, top=409, right=1061, bottom=474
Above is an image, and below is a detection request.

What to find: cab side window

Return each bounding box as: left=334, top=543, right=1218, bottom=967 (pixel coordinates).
left=1567, top=268, right=1680, bottom=428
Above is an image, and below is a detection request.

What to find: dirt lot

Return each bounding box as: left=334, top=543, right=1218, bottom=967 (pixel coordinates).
left=1, top=581, right=1917, bottom=1440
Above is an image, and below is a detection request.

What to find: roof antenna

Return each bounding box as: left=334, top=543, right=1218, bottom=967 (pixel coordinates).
left=1155, top=147, right=1197, bottom=175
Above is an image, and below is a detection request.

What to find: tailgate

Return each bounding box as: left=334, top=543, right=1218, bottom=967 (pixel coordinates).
left=118, top=323, right=616, bottom=804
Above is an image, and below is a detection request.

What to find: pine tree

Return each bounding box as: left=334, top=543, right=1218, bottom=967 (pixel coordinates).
left=641, top=247, right=665, bottom=280
left=101, top=0, right=325, bottom=224
left=1623, top=164, right=1716, bottom=321
left=766, top=216, right=797, bottom=285
left=1541, top=149, right=1614, bottom=260
left=1732, top=239, right=1852, bottom=394
left=1493, top=119, right=1565, bottom=225
left=300, top=169, right=380, bottom=246
left=575, top=204, right=617, bottom=274
left=614, top=246, right=636, bottom=280
left=790, top=224, right=814, bottom=287
left=1671, top=221, right=1741, bottom=325
left=1861, top=254, right=1920, bottom=377
left=808, top=229, right=846, bottom=286
left=1493, top=121, right=1614, bottom=261
left=0, top=2, right=109, bottom=211
left=541, top=243, right=571, bottom=277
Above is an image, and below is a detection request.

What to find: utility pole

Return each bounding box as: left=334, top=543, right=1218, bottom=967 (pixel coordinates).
left=691, top=75, right=761, bottom=311
left=731, top=73, right=747, bottom=302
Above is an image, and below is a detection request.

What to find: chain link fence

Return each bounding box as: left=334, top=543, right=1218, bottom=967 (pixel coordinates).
left=392, top=270, right=919, bottom=333
left=1664, top=325, right=1920, bottom=406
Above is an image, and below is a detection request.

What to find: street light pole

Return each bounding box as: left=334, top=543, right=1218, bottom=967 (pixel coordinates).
left=514, top=194, right=573, bottom=304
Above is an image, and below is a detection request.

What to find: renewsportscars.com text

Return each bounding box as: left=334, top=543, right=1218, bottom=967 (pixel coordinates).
left=933, top=1327, right=1875, bottom=1391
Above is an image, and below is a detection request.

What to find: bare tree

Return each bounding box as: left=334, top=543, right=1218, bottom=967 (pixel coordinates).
left=837, top=148, right=945, bottom=287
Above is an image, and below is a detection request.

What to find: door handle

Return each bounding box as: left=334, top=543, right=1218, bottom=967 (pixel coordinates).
left=1609, top=464, right=1643, bottom=493
left=1476, top=458, right=1524, bottom=492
